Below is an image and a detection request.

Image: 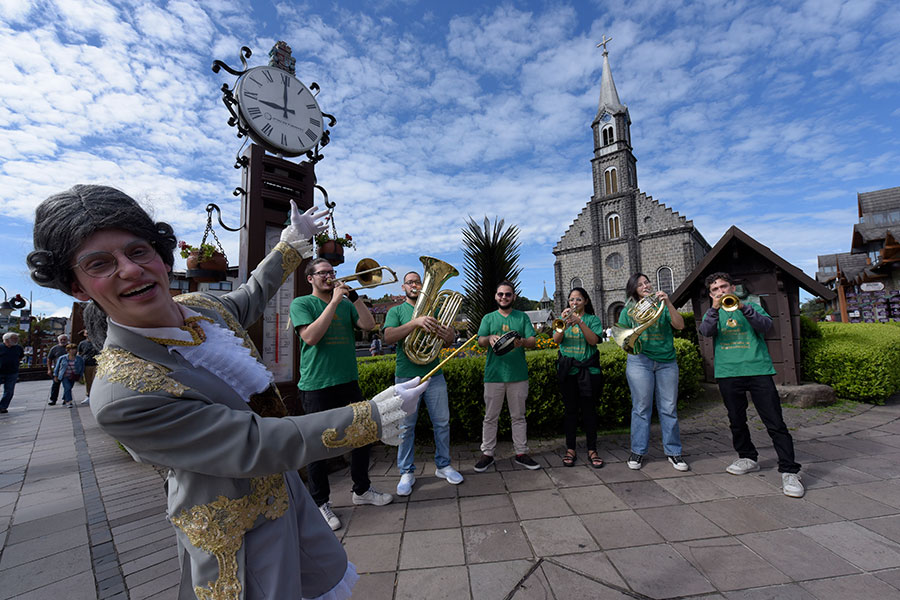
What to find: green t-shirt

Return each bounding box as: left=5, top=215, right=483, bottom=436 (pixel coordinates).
left=290, top=295, right=360, bottom=391
left=617, top=300, right=677, bottom=363
left=712, top=301, right=776, bottom=378
left=558, top=313, right=603, bottom=375
left=477, top=309, right=536, bottom=382
left=384, top=302, right=441, bottom=378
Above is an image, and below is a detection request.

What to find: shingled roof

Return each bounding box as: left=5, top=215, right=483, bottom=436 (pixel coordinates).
left=672, top=225, right=836, bottom=306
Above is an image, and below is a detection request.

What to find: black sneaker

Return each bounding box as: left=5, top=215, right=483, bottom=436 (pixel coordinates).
left=473, top=454, right=494, bottom=472
left=627, top=453, right=643, bottom=470
left=47, top=401, right=56, bottom=406
left=514, top=454, right=541, bottom=470
left=667, top=455, right=690, bottom=471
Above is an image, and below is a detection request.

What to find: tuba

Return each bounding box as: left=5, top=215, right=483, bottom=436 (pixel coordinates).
left=404, top=256, right=464, bottom=365
left=610, top=295, right=666, bottom=354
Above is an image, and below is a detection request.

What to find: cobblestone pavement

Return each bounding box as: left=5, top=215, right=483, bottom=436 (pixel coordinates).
left=2, top=379, right=900, bottom=599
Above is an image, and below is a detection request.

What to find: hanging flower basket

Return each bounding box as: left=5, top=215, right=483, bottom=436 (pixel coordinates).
left=181, top=242, right=228, bottom=283
left=315, top=232, right=355, bottom=267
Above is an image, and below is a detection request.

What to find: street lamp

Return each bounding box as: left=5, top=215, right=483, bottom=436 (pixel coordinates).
left=0, top=286, right=26, bottom=318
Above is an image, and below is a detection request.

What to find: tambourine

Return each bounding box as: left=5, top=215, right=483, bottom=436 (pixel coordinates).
left=492, top=331, right=521, bottom=356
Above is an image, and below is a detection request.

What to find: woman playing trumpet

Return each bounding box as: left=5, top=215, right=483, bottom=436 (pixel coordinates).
left=552, top=287, right=604, bottom=468
left=617, top=273, right=689, bottom=472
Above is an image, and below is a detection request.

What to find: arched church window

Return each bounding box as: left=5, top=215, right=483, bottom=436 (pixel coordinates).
left=571, top=277, right=583, bottom=290
left=604, top=168, right=618, bottom=194
left=603, top=126, right=614, bottom=145
left=657, top=266, right=674, bottom=295
left=607, top=213, right=621, bottom=239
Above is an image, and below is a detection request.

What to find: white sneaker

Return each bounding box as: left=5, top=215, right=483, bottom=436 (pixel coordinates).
left=352, top=487, right=393, bottom=506
left=318, top=502, right=341, bottom=531
left=726, top=458, right=760, bottom=475
left=80, top=397, right=90, bottom=405
left=397, top=473, right=415, bottom=496
left=435, top=465, right=464, bottom=485
left=667, top=455, right=690, bottom=472
left=782, top=472, right=805, bottom=498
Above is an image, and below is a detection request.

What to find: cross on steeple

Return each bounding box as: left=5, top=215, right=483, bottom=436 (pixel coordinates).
left=596, top=35, right=613, bottom=54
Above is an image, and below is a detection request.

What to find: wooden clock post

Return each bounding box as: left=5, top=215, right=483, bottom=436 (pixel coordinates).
left=239, top=143, right=317, bottom=412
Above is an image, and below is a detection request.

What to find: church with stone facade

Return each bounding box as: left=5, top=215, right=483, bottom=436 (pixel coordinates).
left=553, top=45, right=710, bottom=324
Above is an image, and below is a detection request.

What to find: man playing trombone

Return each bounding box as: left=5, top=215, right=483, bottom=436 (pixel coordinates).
left=384, top=271, right=464, bottom=497
left=290, top=258, right=390, bottom=531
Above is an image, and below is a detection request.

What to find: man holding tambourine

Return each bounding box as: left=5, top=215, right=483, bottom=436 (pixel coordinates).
left=474, top=281, right=539, bottom=471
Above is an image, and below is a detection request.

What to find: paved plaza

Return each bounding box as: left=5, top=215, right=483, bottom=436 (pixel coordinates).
left=2, top=379, right=900, bottom=599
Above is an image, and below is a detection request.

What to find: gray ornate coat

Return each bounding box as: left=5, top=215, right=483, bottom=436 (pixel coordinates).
left=90, top=242, right=380, bottom=600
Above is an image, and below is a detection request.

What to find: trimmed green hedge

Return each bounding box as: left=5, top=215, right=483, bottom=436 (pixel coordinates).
left=802, top=322, right=900, bottom=403
left=359, top=339, right=703, bottom=442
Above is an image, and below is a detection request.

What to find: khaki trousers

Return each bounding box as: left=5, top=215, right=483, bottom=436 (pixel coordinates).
left=481, top=381, right=529, bottom=456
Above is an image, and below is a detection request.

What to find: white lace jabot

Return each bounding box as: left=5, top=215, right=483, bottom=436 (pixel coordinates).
left=113, top=305, right=273, bottom=401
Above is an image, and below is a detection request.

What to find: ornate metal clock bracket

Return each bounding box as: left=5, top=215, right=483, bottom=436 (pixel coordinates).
left=212, top=44, right=336, bottom=165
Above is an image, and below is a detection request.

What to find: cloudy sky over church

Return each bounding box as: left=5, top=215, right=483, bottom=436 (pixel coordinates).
left=1, top=0, right=897, bottom=316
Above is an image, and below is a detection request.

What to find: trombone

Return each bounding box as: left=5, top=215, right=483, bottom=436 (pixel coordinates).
left=328, top=258, right=398, bottom=290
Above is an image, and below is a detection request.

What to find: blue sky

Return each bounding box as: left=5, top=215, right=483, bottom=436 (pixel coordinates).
left=1, top=0, right=898, bottom=318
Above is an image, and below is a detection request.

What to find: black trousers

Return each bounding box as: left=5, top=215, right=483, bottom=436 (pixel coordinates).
left=48, top=378, right=61, bottom=403
left=717, top=375, right=800, bottom=474
left=561, top=375, right=599, bottom=452
left=301, top=380, right=371, bottom=506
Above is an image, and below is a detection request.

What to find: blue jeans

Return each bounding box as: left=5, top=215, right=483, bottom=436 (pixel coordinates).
left=61, top=378, right=75, bottom=404
left=396, top=373, right=451, bottom=474
left=0, top=372, right=17, bottom=410
left=626, top=353, right=682, bottom=456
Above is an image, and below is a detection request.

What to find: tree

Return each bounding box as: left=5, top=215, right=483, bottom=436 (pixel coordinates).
left=800, top=298, right=827, bottom=321
left=461, top=216, right=522, bottom=334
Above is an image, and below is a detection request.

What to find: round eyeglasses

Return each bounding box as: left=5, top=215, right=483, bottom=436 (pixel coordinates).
left=72, top=241, right=158, bottom=278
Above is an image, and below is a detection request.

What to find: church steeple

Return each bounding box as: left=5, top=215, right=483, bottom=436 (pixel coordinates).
left=591, top=36, right=637, bottom=199
left=597, top=37, right=626, bottom=117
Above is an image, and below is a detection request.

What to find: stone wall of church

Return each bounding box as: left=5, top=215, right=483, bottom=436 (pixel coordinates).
left=638, top=232, right=691, bottom=284
left=555, top=205, right=594, bottom=252
left=635, top=192, right=691, bottom=236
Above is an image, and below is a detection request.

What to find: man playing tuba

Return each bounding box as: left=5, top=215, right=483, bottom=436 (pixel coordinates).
left=384, top=270, right=464, bottom=497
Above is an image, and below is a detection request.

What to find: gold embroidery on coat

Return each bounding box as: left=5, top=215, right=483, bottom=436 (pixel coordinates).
left=174, top=294, right=261, bottom=360
left=96, top=348, right=189, bottom=396
left=170, top=474, right=289, bottom=600
left=322, top=401, right=379, bottom=448
left=273, top=241, right=303, bottom=284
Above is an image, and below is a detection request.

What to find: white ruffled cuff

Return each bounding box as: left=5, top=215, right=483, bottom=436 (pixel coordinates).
left=283, top=237, right=314, bottom=259
left=371, top=386, right=404, bottom=446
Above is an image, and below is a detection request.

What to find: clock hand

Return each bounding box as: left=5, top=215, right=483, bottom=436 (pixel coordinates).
left=282, top=78, right=290, bottom=119
left=258, top=99, right=296, bottom=116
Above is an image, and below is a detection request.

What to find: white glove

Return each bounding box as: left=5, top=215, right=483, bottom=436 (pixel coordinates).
left=280, top=201, right=329, bottom=250
left=370, top=377, right=430, bottom=446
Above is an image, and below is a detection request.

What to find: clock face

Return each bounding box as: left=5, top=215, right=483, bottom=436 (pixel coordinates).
left=236, top=66, right=324, bottom=156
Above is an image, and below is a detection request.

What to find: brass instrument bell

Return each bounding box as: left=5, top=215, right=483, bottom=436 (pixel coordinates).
left=328, top=258, right=398, bottom=290
left=720, top=293, right=741, bottom=312
left=552, top=318, right=567, bottom=334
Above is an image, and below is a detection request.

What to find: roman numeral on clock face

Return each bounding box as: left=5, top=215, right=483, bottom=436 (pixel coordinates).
left=246, top=106, right=261, bottom=118
left=306, top=104, right=317, bottom=110
left=261, top=123, right=274, bottom=136
left=280, top=74, right=290, bottom=87
left=263, top=70, right=274, bottom=83
left=305, top=128, right=317, bottom=141
left=243, top=91, right=258, bottom=100
left=281, top=133, right=288, bottom=145
left=309, top=118, right=321, bottom=127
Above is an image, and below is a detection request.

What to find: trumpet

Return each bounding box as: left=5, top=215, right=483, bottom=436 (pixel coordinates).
left=552, top=319, right=567, bottom=334
left=328, top=258, right=398, bottom=290
left=719, top=293, right=741, bottom=312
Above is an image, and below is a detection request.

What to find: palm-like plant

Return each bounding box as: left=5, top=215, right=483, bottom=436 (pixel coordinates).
left=461, top=216, right=523, bottom=335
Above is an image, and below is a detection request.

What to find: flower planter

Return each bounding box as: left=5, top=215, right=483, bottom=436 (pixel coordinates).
left=318, top=240, right=345, bottom=266
left=186, top=251, right=228, bottom=283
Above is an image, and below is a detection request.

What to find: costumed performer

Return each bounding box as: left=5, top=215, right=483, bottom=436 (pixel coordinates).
left=27, top=184, right=428, bottom=600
